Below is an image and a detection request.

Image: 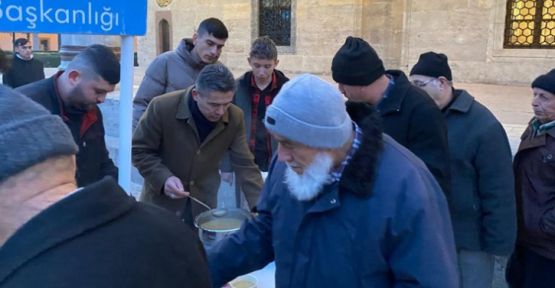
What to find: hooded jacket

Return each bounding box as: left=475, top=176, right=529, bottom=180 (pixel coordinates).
left=133, top=38, right=209, bottom=129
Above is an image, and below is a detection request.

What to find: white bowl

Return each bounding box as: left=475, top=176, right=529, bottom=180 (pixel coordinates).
left=229, top=274, right=258, bottom=288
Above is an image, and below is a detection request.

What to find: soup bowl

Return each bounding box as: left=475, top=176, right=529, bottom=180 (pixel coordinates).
left=194, top=207, right=251, bottom=249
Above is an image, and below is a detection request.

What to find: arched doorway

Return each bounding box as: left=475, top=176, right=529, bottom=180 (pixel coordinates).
left=159, top=19, right=170, bottom=53
left=155, top=11, right=173, bottom=55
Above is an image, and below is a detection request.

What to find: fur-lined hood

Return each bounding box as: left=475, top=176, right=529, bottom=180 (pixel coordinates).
left=339, top=104, right=383, bottom=198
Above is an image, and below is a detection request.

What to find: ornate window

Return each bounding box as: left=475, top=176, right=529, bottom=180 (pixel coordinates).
left=258, top=0, right=292, bottom=46
left=504, top=0, right=555, bottom=48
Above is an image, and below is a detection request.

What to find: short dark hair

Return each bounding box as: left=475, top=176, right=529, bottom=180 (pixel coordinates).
left=13, top=38, right=29, bottom=48
left=67, top=44, right=120, bottom=85
left=197, top=18, right=228, bottom=40
left=250, top=36, right=278, bottom=60
left=195, top=64, right=235, bottom=95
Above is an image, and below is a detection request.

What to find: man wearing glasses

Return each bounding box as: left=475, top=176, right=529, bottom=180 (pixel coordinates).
left=331, top=36, right=451, bottom=196
left=410, top=51, right=516, bottom=288
left=2, top=38, right=45, bottom=88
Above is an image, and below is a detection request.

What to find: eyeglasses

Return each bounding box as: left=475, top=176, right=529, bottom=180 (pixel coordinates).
left=412, top=78, right=435, bottom=88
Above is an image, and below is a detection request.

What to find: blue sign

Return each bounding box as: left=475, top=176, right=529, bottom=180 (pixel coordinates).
left=0, top=0, right=147, bottom=35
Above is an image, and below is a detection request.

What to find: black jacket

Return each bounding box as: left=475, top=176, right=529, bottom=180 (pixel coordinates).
left=2, top=55, right=44, bottom=88
left=0, top=177, right=211, bottom=288
left=347, top=70, right=451, bottom=195
left=16, top=75, right=117, bottom=186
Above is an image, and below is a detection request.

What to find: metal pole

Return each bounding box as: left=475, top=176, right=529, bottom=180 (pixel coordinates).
left=118, top=35, right=134, bottom=193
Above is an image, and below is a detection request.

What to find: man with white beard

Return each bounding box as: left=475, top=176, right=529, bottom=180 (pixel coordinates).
left=207, top=74, right=458, bottom=288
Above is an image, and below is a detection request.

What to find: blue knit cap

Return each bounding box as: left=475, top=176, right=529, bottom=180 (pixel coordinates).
left=264, top=74, right=353, bottom=148
left=0, top=86, right=78, bottom=182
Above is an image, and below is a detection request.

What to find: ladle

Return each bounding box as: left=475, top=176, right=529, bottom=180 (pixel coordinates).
left=186, top=195, right=227, bottom=217
left=186, top=194, right=211, bottom=211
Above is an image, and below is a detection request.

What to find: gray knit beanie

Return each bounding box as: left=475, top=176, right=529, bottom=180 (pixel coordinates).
left=264, top=74, right=352, bottom=148
left=0, top=85, right=78, bottom=182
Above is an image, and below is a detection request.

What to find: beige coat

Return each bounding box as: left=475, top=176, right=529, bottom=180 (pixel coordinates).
left=132, top=87, right=263, bottom=218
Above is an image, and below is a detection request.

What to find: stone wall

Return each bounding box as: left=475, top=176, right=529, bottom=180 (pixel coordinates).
left=404, top=0, right=555, bottom=85
left=139, top=0, right=371, bottom=79
left=138, top=0, right=555, bottom=86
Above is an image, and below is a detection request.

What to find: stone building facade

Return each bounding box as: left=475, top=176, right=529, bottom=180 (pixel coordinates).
left=139, top=0, right=555, bottom=85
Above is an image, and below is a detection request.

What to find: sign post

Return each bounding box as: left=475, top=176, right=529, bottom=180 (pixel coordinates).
left=118, top=36, right=134, bottom=193
left=0, top=0, right=148, bottom=193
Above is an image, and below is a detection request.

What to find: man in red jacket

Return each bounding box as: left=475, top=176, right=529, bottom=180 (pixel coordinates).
left=17, top=44, right=118, bottom=187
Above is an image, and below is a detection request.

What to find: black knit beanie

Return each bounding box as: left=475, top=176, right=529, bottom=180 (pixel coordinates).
left=410, top=51, right=452, bottom=81
left=332, top=36, right=385, bottom=85
left=0, top=86, right=78, bottom=182
left=532, top=69, right=555, bottom=94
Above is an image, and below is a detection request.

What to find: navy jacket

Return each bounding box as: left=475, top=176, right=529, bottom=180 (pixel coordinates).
left=208, top=113, right=458, bottom=288
left=444, top=90, right=516, bottom=255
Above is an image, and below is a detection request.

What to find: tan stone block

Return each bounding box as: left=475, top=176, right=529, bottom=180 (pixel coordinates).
left=411, top=0, right=469, bottom=12
left=302, top=56, right=333, bottom=74
left=278, top=55, right=306, bottom=74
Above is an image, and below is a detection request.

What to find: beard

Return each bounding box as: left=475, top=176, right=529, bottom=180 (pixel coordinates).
left=67, top=85, right=95, bottom=113
left=284, top=152, right=334, bottom=201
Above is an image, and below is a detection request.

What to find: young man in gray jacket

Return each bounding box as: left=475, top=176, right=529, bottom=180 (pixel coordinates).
left=410, top=52, right=516, bottom=288
left=133, top=18, right=228, bottom=129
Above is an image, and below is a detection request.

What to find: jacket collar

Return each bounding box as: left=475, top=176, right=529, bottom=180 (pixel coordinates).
left=377, top=70, right=411, bottom=114
left=176, top=86, right=230, bottom=124
left=446, top=89, right=474, bottom=114
left=176, top=38, right=206, bottom=70
left=50, top=71, right=99, bottom=136
left=176, top=87, right=194, bottom=120
left=340, top=105, right=383, bottom=198
left=238, top=69, right=289, bottom=89
left=518, top=120, right=555, bottom=151
left=306, top=107, right=383, bottom=214
left=0, top=177, right=134, bottom=283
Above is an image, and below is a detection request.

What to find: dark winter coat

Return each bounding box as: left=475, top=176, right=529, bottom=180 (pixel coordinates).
left=0, top=177, right=211, bottom=288
left=444, top=90, right=516, bottom=255
left=347, top=70, right=450, bottom=195
left=514, top=122, right=555, bottom=260
left=17, top=75, right=118, bottom=187
left=208, top=113, right=458, bottom=288
left=2, top=55, right=44, bottom=88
